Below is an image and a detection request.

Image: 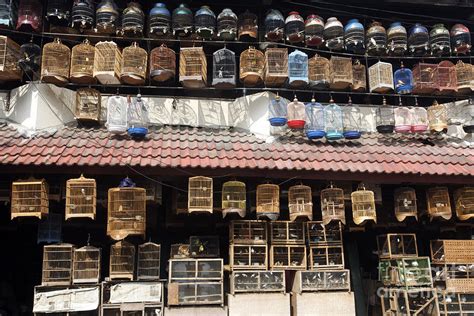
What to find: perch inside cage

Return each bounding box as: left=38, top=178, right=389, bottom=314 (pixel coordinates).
left=394, top=62, right=413, bottom=94
left=42, top=243, right=74, bottom=286
left=109, top=240, right=135, bottom=280
left=369, top=61, right=394, bottom=93
left=73, top=245, right=101, bottom=284
left=11, top=178, right=49, bottom=220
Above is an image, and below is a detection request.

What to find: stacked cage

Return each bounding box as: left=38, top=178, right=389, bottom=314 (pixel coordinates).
left=269, top=221, right=307, bottom=271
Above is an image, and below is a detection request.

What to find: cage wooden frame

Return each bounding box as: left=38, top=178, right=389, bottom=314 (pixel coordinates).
left=264, top=48, right=288, bottom=87
left=230, top=244, right=268, bottom=270
left=292, top=269, right=351, bottom=293
left=179, top=46, right=207, bottom=88
left=240, top=46, right=265, bottom=87
left=329, top=56, right=353, bottom=90
left=167, top=281, right=224, bottom=306
left=377, top=234, right=418, bottom=259
left=308, top=245, right=345, bottom=270
left=432, top=260, right=474, bottom=293
left=380, top=287, right=439, bottom=316
left=40, top=38, right=70, bottom=86
left=93, top=41, right=122, bottom=85
left=149, top=44, right=176, bottom=83
left=368, top=61, right=394, bottom=93
left=42, top=243, right=74, bottom=286
left=72, top=245, right=101, bottom=284
left=137, top=242, right=161, bottom=281
left=109, top=240, right=135, bottom=281
left=256, top=184, right=280, bottom=221
left=320, top=184, right=346, bottom=225
left=288, top=184, right=313, bottom=221
left=438, top=290, right=474, bottom=316
left=351, top=60, right=366, bottom=92
left=427, top=100, right=448, bottom=133
left=269, top=221, right=305, bottom=244
left=426, top=187, right=452, bottom=221
left=0, top=35, right=22, bottom=82
left=70, top=39, right=96, bottom=84
left=229, top=220, right=267, bottom=244
left=437, top=60, right=458, bottom=94
left=430, top=240, right=474, bottom=264
left=308, top=55, right=330, bottom=89
left=454, top=187, right=474, bottom=221
left=188, top=176, right=213, bottom=214
left=230, top=270, right=286, bottom=294
left=170, top=243, right=190, bottom=259
left=120, top=42, right=148, bottom=86
left=351, top=184, right=377, bottom=225
left=65, top=174, right=96, bottom=220
left=270, top=244, right=307, bottom=270
left=11, top=178, right=49, bottom=220
left=74, top=88, right=101, bottom=123
left=455, top=60, right=473, bottom=94
left=378, top=257, right=433, bottom=289
left=168, top=258, right=223, bottom=282
left=306, top=221, right=343, bottom=245
left=394, top=187, right=418, bottom=222
left=412, top=62, right=439, bottom=94
left=221, top=181, right=246, bottom=218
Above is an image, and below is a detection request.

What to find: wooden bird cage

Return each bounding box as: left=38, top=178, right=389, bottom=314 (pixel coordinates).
left=75, top=88, right=101, bottom=122
left=288, top=185, right=313, bottom=221
left=351, top=60, right=366, bottom=92
left=188, top=176, right=213, bottom=214
left=149, top=44, right=176, bottom=83
left=137, top=242, right=161, bottom=280
left=270, top=245, right=307, bottom=270
left=379, top=257, right=432, bottom=288
left=230, top=244, right=267, bottom=270
left=0, top=36, right=22, bottom=82
left=41, top=38, right=70, bottom=86
left=270, top=221, right=305, bottom=244
left=368, top=61, right=394, bottom=93
left=109, top=240, right=135, bottom=281
left=238, top=11, right=258, bottom=40
left=329, top=56, right=352, bottom=90
left=439, top=291, right=474, bottom=316
left=377, top=234, right=418, bottom=259
left=426, top=187, right=452, bottom=220
left=189, top=236, right=220, bottom=258
left=351, top=184, right=377, bottom=225
left=107, top=186, right=146, bottom=240
left=42, top=243, right=74, bottom=286
left=212, top=47, right=236, bottom=89
left=169, top=258, right=223, bottom=281
left=309, top=245, right=345, bottom=269
left=306, top=221, right=343, bottom=245
left=427, top=100, right=448, bottom=133
left=231, top=270, right=285, bottom=294
left=70, top=39, right=96, bottom=84
left=308, top=55, right=330, bottom=89
left=11, top=178, right=48, bottom=220
left=293, top=269, right=351, bottom=293
left=437, top=60, right=457, bottom=94
left=430, top=240, right=474, bottom=264
left=221, top=181, right=246, bottom=218
left=229, top=220, right=267, bottom=244
left=240, top=47, right=265, bottom=87
left=93, top=41, right=122, bottom=85
left=381, top=288, right=439, bottom=316
left=256, top=184, right=280, bottom=221
left=320, top=184, right=345, bottom=225
left=72, top=245, right=101, bottom=284
left=179, top=47, right=207, bottom=88
left=412, top=63, right=439, bottom=94
left=454, top=187, right=474, bottom=221
left=264, top=48, right=288, bottom=87
left=394, top=187, right=418, bottom=222
left=455, top=60, right=473, bottom=94
left=65, top=174, right=96, bottom=220
left=167, top=282, right=224, bottom=306
left=121, top=42, right=147, bottom=86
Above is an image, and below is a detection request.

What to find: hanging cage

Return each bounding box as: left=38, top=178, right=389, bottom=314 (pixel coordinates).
left=344, top=19, right=365, bottom=54
left=450, top=24, right=471, bottom=54
left=455, top=60, right=473, bottom=94
left=256, top=184, right=280, bottom=221
left=427, top=100, right=448, bottom=133
left=343, top=103, right=362, bottom=139
left=75, top=87, right=100, bottom=122
left=0, top=0, right=18, bottom=29
left=305, top=14, right=324, bottom=47
left=288, top=184, right=313, bottom=221
left=463, top=99, right=474, bottom=133
left=19, top=40, right=41, bottom=75
left=0, top=36, right=22, bottom=82
left=73, top=245, right=101, bottom=284
left=46, top=0, right=70, bottom=26
left=148, top=3, right=171, bottom=38
left=430, top=24, right=451, bottom=56
left=264, top=48, right=288, bottom=87
left=70, top=39, right=95, bottom=84
left=411, top=106, right=428, bottom=133
left=179, top=47, right=207, bottom=88
left=323, top=17, right=344, bottom=50
left=95, top=0, right=119, bottom=35
left=16, top=0, right=42, bottom=32
left=351, top=184, right=377, bottom=225
left=11, top=178, right=48, bottom=220
left=194, top=5, right=216, bottom=40
left=366, top=21, right=387, bottom=56
left=454, top=187, right=474, bottom=221
left=221, top=180, right=246, bottom=218
left=121, top=42, right=147, bottom=86
left=42, top=244, right=74, bottom=286
left=329, top=56, right=353, bottom=90
left=305, top=98, right=325, bottom=140
left=394, top=62, right=413, bottom=94
left=65, top=174, right=96, bottom=220
left=238, top=10, right=258, bottom=41
left=412, top=63, right=439, bottom=94
left=172, top=3, right=193, bottom=37
left=308, top=55, right=330, bottom=90
left=217, top=8, right=237, bottom=40
left=426, top=187, right=452, bottom=221
left=188, top=176, right=213, bottom=214
left=137, top=242, right=161, bottom=280
left=376, top=98, right=395, bottom=134
left=324, top=99, right=344, bottom=141
left=71, top=0, right=94, bottom=30
left=240, top=46, right=264, bottom=87
left=109, top=240, right=135, bottom=280
left=285, top=11, right=305, bottom=44
left=287, top=97, right=306, bottom=129
left=394, top=187, right=418, bottom=222
left=288, top=50, right=308, bottom=88
left=352, top=60, right=366, bottom=92
left=127, top=94, right=148, bottom=138
left=268, top=95, right=288, bottom=127
left=149, top=44, right=175, bottom=83
left=437, top=60, right=457, bottom=95
left=387, top=22, right=407, bottom=56
left=121, top=1, right=144, bottom=37
left=394, top=106, right=412, bottom=133
left=212, top=47, right=236, bottom=89
left=106, top=95, right=128, bottom=134
left=369, top=61, right=394, bottom=93
left=93, top=41, right=122, bottom=85
left=41, top=38, right=70, bottom=86
left=264, top=9, right=285, bottom=42
left=408, top=23, right=429, bottom=55
left=321, top=183, right=345, bottom=225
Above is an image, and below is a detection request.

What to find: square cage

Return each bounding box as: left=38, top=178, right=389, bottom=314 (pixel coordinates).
left=231, top=270, right=285, bottom=294
left=42, top=243, right=74, bottom=286
left=264, top=48, right=288, bottom=87
left=93, top=41, right=122, bottom=85
left=73, top=245, right=101, bottom=284
left=65, top=174, right=96, bottom=220
left=75, top=88, right=101, bottom=122
left=351, top=60, right=366, bottom=92
left=168, top=258, right=223, bottom=281
left=329, top=56, right=353, bottom=90
left=137, top=242, right=161, bottom=280
left=179, top=47, right=207, bottom=88
left=0, top=35, right=22, bottom=82
left=378, top=257, right=433, bottom=288
left=189, top=236, right=219, bottom=258
left=306, top=221, right=343, bottom=245
left=309, top=245, right=345, bottom=269
left=270, top=245, right=307, bottom=270
left=109, top=241, right=135, bottom=281
left=229, top=220, right=267, bottom=244
left=412, top=63, right=439, bottom=94
left=369, top=61, right=393, bottom=93
left=11, top=178, right=48, bottom=219
left=437, top=60, right=457, bottom=94
left=430, top=240, right=474, bottom=264
left=167, top=281, right=223, bottom=306
left=269, top=221, right=305, bottom=244
left=107, top=187, right=146, bottom=240
left=293, top=269, right=351, bottom=293
left=377, top=234, right=418, bottom=259
left=381, top=288, right=439, bottom=316
left=230, top=244, right=267, bottom=270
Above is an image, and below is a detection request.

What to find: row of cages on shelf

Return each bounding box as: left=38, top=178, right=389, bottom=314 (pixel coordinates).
left=1, top=0, right=471, bottom=56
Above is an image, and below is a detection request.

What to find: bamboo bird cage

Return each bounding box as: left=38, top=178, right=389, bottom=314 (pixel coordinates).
left=288, top=184, right=313, bottom=221
left=320, top=183, right=345, bottom=225
left=11, top=178, right=48, bottom=220
left=238, top=11, right=258, bottom=40
left=426, top=187, right=452, bottom=220
left=121, top=42, right=147, bottom=86
left=70, top=39, right=95, bottom=84
left=369, top=61, right=394, bottom=93
left=240, top=46, right=265, bottom=87
left=149, top=44, right=176, bottom=83
left=65, top=174, right=96, bottom=220
left=437, top=60, right=457, bottom=94
left=264, top=48, right=288, bottom=87
left=256, top=184, right=280, bottom=221
left=179, top=47, right=207, bottom=88
left=377, top=234, right=418, bottom=259
left=394, top=187, right=418, bottom=222
left=454, top=187, right=474, bottom=221
left=455, top=60, right=473, bottom=94
left=427, top=100, right=448, bottom=133
left=41, top=38, right=70, bottom=86
left=0, top=36, right=22, bottom=82
left=351, top=184, right=377, bottom=225
left=42, top=244, right=74, bottom=286
left=329, top=56, right=352, bottom=90
left=351, top=60, right=366, bottom=92
left=75, top=88, right=101, bottom=122
left=93, top=41, right=122, bottom=85
left=412, top=62, right=439, bottom=94
left=188, top=176, right=213, bottom=214
left=109, top=240, right=135, bottom=281
left=72, top=245, right=101, bottom=284
left=137, top=242, right=161, bottom=280
left=308, top=54, right=330, bottom=90
left=221, top=180, right=246, bottom=218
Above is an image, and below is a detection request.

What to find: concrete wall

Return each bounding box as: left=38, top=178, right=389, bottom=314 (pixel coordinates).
left=164, top=306, right=228, bottom=316
left=292, top=292, right=356, bottom=316
left=227, top=293, right=291, bottom=316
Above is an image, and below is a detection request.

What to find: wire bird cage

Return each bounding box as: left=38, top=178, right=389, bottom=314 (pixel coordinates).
left=324, top=99, right=344, bottom=141
left=376, top=98, right=395, bottom=133
left=451, top=24, right=471, bottom=54
left=437, top=61, right=457, bottom=94
left=305, top=98, right=325, bottom=140
left=408, top=23, right=429, bottom=55
left=305, top=14, right=324, bottom=47
left=369, top=61, right=393, bottom=93
left=288, top=185, right=313, bottom=221
left=238, top=11, right=258, bottom=41
left=149, top=44, right=175, bottom=83
left=394, top=106, right=412, bottom=133
left=109, top=241, right=135, bottom=280
left=194, top=6, right=216, bottom=39
left=172, top=3, right=193, bottom=37
left=120, top=42, right=147, bottom=86
left=221, top=180, right=246, bottom=218
left=70, top=39, right=95, bottom=84
left=387, top=22, right=407, bottom=56
left=0, top=0, right=18, bottom=29
left=264, top=48, right=288, bottom=87
left=16, top=0, right=41, bottom=32
left=344, top=19, right=365, bottom=54
left=106, top=95, right=128, bottom=134
left=93, top=41, right=122, bottom=85
left=46, top=0, right=70, bottom=26
left=430, top=24, right=451, bottom=56
left=0, top=36, right=22, bottom=82
left=73, top=245, right=101, bottom=284
left=268, top=95, right=288, bottom=127
left=65, top=174, right=96, bottom=220
left=240, top=47, right=264, bottom=87
left=71, top=0, right=94, bottom=30
left=323, top=17, right=343, bottom=50
left=427, top=100, right=448, bottom=134
left=11, top=178, right=48, bottom=220
left=412, top=63, right=439, bottom=94
left=455, top=61, right=473, bottom=94
left=411, top=107, right=428, bottom=133
left=212, top=48, right=236, bottom=89
left=217, top=8, right=237, bottom=40
left=264, top=9, right=285, bottom=42
left=42, top=244, right=74, bottom=286
left=394, top=62, right=413, bottom=94
left=121, top=2, right=144, bottom=36
left=188, top=176, right=213, bottom=214
left=321, top=183, right=345, bottom=225
left=148, top=3, right=171, bottom=38
left=455, top=187, right=474, bottom=221
left=464, top=99, right=474, bottom=133
left=329, top=56, right=352, bottom=90
left=308, top=55, right=329, bottom=90
left=352, top=60, right=366, bottom=92
left=256, top=184, right=279, bottom=221
left=394, top=187, right=417, bottom=222
left=19, top=40, right=41, bottom=75
left=351, top=184, right=377, bottom=225
left=426, top=187, right=452, bottom=221
left=287, top=97, right=306, bottom=129
left=128, top=94, right=148, bottom=138
left=137, top=242, right=161, bottom=280
left=285, top=11, right=305, bottom=44
left=75, top=88, right=100, bottom=122
left=179, top=47, right=207, bottom=88
left=366, top=21, right=387, bottom=56
left=95, top=0, right=118, bottom=35
left=288, top=50, right=308, bottom=88
left=41, top=38, right=70, bottom=86
left=343, top=104, right=362, bottom=139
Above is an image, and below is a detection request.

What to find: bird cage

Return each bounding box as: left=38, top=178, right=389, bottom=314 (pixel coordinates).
left=366, top=21, right=387, bottom=55
left=121, top=2, right=145, bottom=36
left=179, top=47, right=207, bottom=88
left=106, top=95, right=128, bottom=134
left=268, top=95, right=288, bottom=126
left=437, top=61, right=457, bottom=94
left=451, top=24, right=471, bottom=54
left=430, top=24, right=451, bottom=56
left=149, top=44, right=175, bottom=83
left=394, top=106, right=412, bottom=133
left=188, top=176, right=213, bottom=214
left=394, top=187, right=417, bottom=222
left=308, top=55, right=329, bottom=90
left=0, top=36, right=22, bottom=82
left=46, top=0, right=70, bottom=26
left=329, top=56, right=352, bottom=90
left=70, top=39, right=95, bottom=84
left=285, top=11, right=305, bottom=44
left=212, top=48, right=236, bottom=89
left=195, top=6, right=216, bottom=39
left=264, top=9, right=285, bottom=42
left=305, top=14, right=324, bottom=47
left=287, top=97, right=306, bottom=129
left=321, top=183, right=345, bottom=225
left=352, top=60, right=366, bottom=92
left=217, top=8, right=237, bottom=41
left=240, top=47, right=264, bottom=87
left=221, top=181, right=246, bottom=218
left=75, top=88, right=100, bottom=122
left=464, top=99, right=474, bottom=133
left=128, top=94, right=148, bottom=138
left=109, top=241, right=135, bottom=280
left=107, top=181, right=146, bottom=240
left=95, top=0, right=119, bottom=35
left=454, top=187, right=474, bottom=221
left=148, top=3, right=171, bottom=38
left=71, top=0, right=94, bottom=30
left=288, top=50, right=308, bottom=88
left=16, top=0, right=41, bottom=32
left=427, top=101, right=448, bottom=133
left=137, top=242, right=161, bottom=280
left=93, top=41, right=122, bottom=85
left=264, top=48, right=288, bottom=87
left=73, top=245, right=101, bottom=284
left=121, top=42, right=147, bottom=86
left=394, top=62, right=413, bottom=94
left=343, top=103, right=362, bottom=139
left=189, top=236, right=220, bottom=258
left=455, top=61, right=473, bottom=94
left=41, top=38, right=70, bottom=86
left=411, top=107, right=428, bottom=133
left=377, top=234, right=418, bottom=259
left=65, top=174, right=96, bottom=220
left=323, top=17, right=344, bottom=50
left=376, top=98, right=395, bottom=133
left=11, top=178, right=48, bottom=220
left=351, top=184, right=377, bottom=225
left=426, top=187, right=452, bottom=221
left=288, top=185, right=313, bottom=221
left=369, top=61, right=394, bottom=93
left=19, top=40, right=41, bottom=75
left=387, top=22, right=407, bottom=56
left=305, top=98, right=325, bottom=139
left=238, top=11, right=258, bottom=40
left=324, top=99, right=344, bottom=141
left=42, top=244, right=74, bottom=286
left=0, top=0, right=17, bottom=29
left=408, top=23, right=430, bottom=55
left=172, top=3, right=193, bottom=37
left=412, top=63, right=439, bottom=94
left=344, top=19, right=365, bottom=54
left=256, top=184, right=280, bottom=221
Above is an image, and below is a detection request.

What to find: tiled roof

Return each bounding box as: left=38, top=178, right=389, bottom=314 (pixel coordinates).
left=0, top=124, right=473, bottom=183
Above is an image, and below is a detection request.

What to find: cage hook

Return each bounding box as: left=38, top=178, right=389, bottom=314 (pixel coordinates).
left=398, top=96, right=402, bottom=106
left=87, top=233, right=91, bottom=246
